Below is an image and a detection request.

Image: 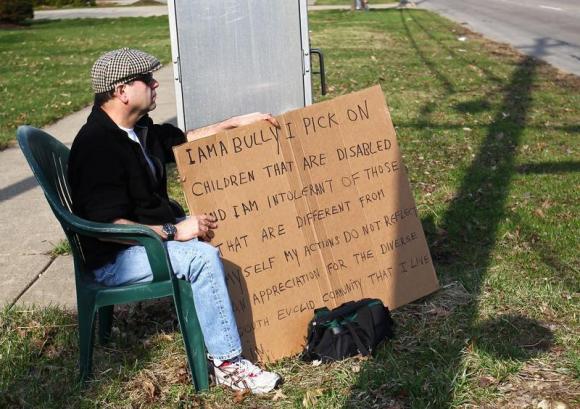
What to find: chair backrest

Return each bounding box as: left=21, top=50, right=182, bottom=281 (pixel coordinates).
left=17, top=125, right=87, bottom=274
left=17, top=126, right=72, bottom=213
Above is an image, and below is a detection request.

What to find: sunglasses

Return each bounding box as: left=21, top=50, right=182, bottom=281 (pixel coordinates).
left=128, top=72, right=155, bottom=86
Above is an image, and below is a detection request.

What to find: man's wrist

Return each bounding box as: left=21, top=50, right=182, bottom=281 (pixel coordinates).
left=162, top=223, right=177, bottom=240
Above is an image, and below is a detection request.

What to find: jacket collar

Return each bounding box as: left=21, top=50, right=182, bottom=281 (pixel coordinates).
left=88, top=105, right=153, bottom=136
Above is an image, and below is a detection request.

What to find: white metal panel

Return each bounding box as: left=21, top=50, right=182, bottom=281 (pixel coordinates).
left=169, top=0, right=311, bottom=131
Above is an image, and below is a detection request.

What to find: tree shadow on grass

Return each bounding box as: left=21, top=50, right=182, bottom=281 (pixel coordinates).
left=406, top=9, right=505, bottom=84
left=474, top=314, right=554, bottom=362
left=347, top=26, right=553, bottom=409
left=399, top=9, right=455, bottom=94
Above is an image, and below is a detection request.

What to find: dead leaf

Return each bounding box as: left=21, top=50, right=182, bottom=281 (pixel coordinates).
left=534, top=208, right=545, bottom=218
left=43, top=344, right=62, bottom=359
left=541, top=200, right=552, bottom=209
left=272, top=389, right=287, bottom=401
left=466, top=338, right=476, bottom=352
left=561, top=292, right=572, bottom=301
left=478, top=375, right=496, bottom=387
left=143, top=379, right=157, bottom=401
left=302, top=388, right=323, bottom=408
left=553, top=402, right=569, bottom=409
left=176, top=365, right=189, bottom=383
left=537, top=398, right=570, bottom=408
left=538, top=400, right=551, bottom=409
left=429, top=306, right=451, bottom=318
left=233, top=389, right=250, bottom=404
left=159, top=333, right=174, bottom=342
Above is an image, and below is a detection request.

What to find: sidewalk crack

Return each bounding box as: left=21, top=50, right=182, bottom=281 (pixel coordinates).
left=9, top=256, right=57, bottom=310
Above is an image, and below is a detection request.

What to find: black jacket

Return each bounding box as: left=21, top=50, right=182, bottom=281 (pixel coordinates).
left=68, top=106, right=186, bottom=269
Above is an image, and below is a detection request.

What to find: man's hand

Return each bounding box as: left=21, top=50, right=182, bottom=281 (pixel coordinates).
left=223, top=112, right=280, bottom=129
left=186, top=112, right=280, bottom=141
left=175, top=214, right=218, bottom=242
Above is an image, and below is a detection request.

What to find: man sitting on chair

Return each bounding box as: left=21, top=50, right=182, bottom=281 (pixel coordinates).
left=68, top=48, right=281, bottom=394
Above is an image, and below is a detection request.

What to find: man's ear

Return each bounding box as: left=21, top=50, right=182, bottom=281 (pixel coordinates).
left=114, top=84, right=130, bottom=104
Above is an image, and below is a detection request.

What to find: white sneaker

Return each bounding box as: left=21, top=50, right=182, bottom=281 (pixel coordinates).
left=214, top=358, right=281, bottom=394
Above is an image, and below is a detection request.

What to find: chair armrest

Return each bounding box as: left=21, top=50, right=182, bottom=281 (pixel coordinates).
left=57, top=209, right=172, bottom=283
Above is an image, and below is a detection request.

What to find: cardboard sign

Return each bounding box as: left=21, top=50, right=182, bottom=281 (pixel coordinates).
left=173, top=86, right=439, bottom=361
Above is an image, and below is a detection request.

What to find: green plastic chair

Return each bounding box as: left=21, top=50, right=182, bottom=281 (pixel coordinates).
left=17, top=125, right=209, bottom=390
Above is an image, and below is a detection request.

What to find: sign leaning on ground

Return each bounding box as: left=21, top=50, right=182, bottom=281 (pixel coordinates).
left=173, top=86, right=439, bottom=361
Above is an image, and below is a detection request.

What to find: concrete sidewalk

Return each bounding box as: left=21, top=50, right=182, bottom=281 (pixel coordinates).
left=0, top=66, right=177, bottom=310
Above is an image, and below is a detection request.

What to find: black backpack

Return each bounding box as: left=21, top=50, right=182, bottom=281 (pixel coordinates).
left=302, top=298, right=395, bottom=362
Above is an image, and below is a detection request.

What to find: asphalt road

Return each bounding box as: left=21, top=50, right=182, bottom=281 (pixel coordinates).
left=417, top=0, right=580, bottom=76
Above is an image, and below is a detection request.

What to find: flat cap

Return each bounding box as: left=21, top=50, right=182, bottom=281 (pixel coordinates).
left=91, top=48, right=162, bottom=93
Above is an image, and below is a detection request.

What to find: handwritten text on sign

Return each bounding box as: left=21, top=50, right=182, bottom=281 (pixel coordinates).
left=173, top=86, right=439, bottom=361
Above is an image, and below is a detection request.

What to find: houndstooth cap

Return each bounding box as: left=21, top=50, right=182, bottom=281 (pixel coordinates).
left=91, top=48, right=162, bottom=93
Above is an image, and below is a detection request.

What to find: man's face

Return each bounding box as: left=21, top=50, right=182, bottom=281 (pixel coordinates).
left=123, top=73, right=159, bottom=114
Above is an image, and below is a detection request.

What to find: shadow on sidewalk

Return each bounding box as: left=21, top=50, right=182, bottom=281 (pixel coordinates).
left=0, top=176, right=37, bottom=202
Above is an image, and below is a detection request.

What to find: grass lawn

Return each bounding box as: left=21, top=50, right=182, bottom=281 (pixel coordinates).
left=0, top=16, right=172, bottom=150
left=2, top=9, right=580, bottom=409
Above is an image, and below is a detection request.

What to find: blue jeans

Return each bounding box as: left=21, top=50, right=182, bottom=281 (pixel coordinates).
left=93, top=239, right=242, bottom=360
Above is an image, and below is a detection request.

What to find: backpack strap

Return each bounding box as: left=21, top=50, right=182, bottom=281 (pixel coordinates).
left=343, top=321, right=370, bottom=356
left=320, top=299, right=372, bottom=322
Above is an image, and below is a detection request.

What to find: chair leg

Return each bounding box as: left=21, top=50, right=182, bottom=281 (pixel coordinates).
left=173, top=279, right=210, bottom=391
left=98, top=305, right=114, bottom=345
left=78, top=301, right=97, bottom=382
